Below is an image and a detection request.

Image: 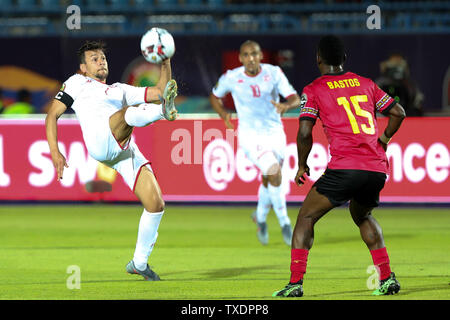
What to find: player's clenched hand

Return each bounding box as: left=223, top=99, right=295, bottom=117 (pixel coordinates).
left=295, top=165, right=310, bottom=187
left=223, top=112, right=234, bottom=130
left=271, top=100, right=289, bottom=115
left=51, top=150, right=68, bottom=181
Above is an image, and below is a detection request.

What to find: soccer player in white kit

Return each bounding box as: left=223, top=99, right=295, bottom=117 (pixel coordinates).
left=209, top=40, right=301, bottom=246
left=45, top=41, right=178, bottom=281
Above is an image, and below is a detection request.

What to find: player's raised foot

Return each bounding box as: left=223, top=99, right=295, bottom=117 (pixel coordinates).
left=251, top=211, right=257, bottom=223
left=272, top=281, right=303, bottom=297
left=251, top=211, right=269, bottom=245
left=257, top=221, right=268, bottom=245
left=126, top=260, right=161, bottom=281
left=281, top=224, right=293, bottom=246
left=372, top=272, right=400, bottom=296
left=160, top=79, right=178, bottom=121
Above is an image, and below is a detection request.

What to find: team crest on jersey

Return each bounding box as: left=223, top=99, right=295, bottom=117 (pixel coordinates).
left=299, top=93, right=308, bottom=108
left=263, top=74, right=271, bottom=82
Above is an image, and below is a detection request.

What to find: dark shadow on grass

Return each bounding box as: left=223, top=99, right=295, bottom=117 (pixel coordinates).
left=393, top=283, right=450, bottom=296
left=200, top=265, right=280, bottom=279
left=0, top=279, right=134, bottom=286
left=161, top=265, right=280, bottom=280
left=316, top=233, right=414, bottom=245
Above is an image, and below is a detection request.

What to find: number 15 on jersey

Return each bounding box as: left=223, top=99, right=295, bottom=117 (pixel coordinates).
left=337, top=94, right=375, bottom=135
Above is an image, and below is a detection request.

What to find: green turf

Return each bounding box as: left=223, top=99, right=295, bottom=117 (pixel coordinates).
left=0, top=204, right=449, bottom=300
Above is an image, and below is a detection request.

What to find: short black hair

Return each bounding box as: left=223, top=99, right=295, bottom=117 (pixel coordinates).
left=240, top=40, right=260, bottom=53
left=318, top=35, right=345, bottom=66
left=77, top=40, right=107, bottom=64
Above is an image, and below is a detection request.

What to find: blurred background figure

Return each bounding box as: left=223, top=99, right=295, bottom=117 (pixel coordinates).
left=376, top=53, right=425, bottom=117
left=3, top=89, right=35, bottom=114
left=0, top=88, right=4, bottom=113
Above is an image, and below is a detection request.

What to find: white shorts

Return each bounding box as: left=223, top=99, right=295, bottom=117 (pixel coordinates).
left=238, top=129, right=286, bottom=176
left=83, top=117, right=152, bottom=192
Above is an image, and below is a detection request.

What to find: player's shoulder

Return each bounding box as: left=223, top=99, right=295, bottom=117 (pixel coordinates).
left=221, top=66, right=244, bottom=79
left=110, top=82, right=127, bottom=88
left=347, top=71, right=375, bottom=86
left=65, top=73, right=86, bottom=83
left=304, top=75, right=324, bottom=93
left=63, top=73, right=89, bottom=89
left=261, top=63, right=281, bottom=74
left=60, top=73, right=89, bottom=96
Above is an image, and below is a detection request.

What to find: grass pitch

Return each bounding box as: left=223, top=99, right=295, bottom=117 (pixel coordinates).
left=0, top=204, right=449, bottom=300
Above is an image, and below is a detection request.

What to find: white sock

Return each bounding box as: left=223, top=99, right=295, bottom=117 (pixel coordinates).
left=133, top=209, right=164, bottom=271
left=124, top=103, right=164, bottom=127
left=267, top=183, right=291, bottom=227
left=256, top=184, right=271, bottom=223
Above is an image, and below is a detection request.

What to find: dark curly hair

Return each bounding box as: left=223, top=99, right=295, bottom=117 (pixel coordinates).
left=77, top=40, right=107, bottom=64
left=318, top=35, right=345, bottom=66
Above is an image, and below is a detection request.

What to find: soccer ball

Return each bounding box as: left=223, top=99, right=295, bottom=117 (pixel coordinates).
left=140, top=27, right=175, bottom=64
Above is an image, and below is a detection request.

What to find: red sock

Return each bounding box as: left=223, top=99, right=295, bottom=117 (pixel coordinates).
left=370, top=247, right=392, bottom=281
left=290, top=249, right=309, bottom=283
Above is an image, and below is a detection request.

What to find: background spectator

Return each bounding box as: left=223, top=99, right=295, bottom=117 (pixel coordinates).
left=376, top=53, right=425, bottom=117
left=0, top=88, right=4, bottom=113
left=3, top=89, right=35, bottom=114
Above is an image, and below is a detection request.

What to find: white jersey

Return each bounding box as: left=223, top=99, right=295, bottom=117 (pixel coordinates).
left=212, top=63, right=297, bottom=134
left=57, top=73, right=147, bottom=159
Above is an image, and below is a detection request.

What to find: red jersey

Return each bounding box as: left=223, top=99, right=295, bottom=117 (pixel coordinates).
left=299, top=71, right=396, bottom=174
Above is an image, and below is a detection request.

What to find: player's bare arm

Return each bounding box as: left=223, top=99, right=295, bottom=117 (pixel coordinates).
left=45, top=99, right=69, bottom=181
left=209, top=93, right=233, bottom=129
left=295, top=119, right=314, bottom=186
left=145, top=59, right=172, bottom=103
left=271, top=94, right=301, bottom=115
left=378, top=102, right=406, bottom=151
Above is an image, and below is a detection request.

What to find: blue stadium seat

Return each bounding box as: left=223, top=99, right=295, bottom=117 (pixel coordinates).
left=40, top=0, right=61, bottom=7
left=207, top=0, right=224, bottom=5
left=16, top=0, right=36, bottom=7
left=84, top=0, right=107, bottom=7
left=110, top=0, right=130, bottom=7
left=157, top=0, right=178, bottom=5
left=0, top=0, right=12, bottom=6
left=134, top=0, right=153, bottom=5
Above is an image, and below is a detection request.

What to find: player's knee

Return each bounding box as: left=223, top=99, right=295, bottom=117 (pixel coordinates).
left=144, top=195, right=165, bottom=213
left=266, top=163, right=282, bottom=186
left=154, top=197, right=165, bottom=212
left=352, top=214, right=369, bottom=227
left=350, top=204, right=373, bottom=227
left=262, top=176, right=269, bottom=188
left=297, top=208, right=322, bottom=226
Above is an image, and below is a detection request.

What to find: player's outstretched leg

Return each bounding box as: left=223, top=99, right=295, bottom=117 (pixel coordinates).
left=110, top=102, right=166, bottom=149
left=127, top=166, right=165, bottom=281
left=160, top=79, right=178, bottom=121
left=123, top=103, right=165, bottom=127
